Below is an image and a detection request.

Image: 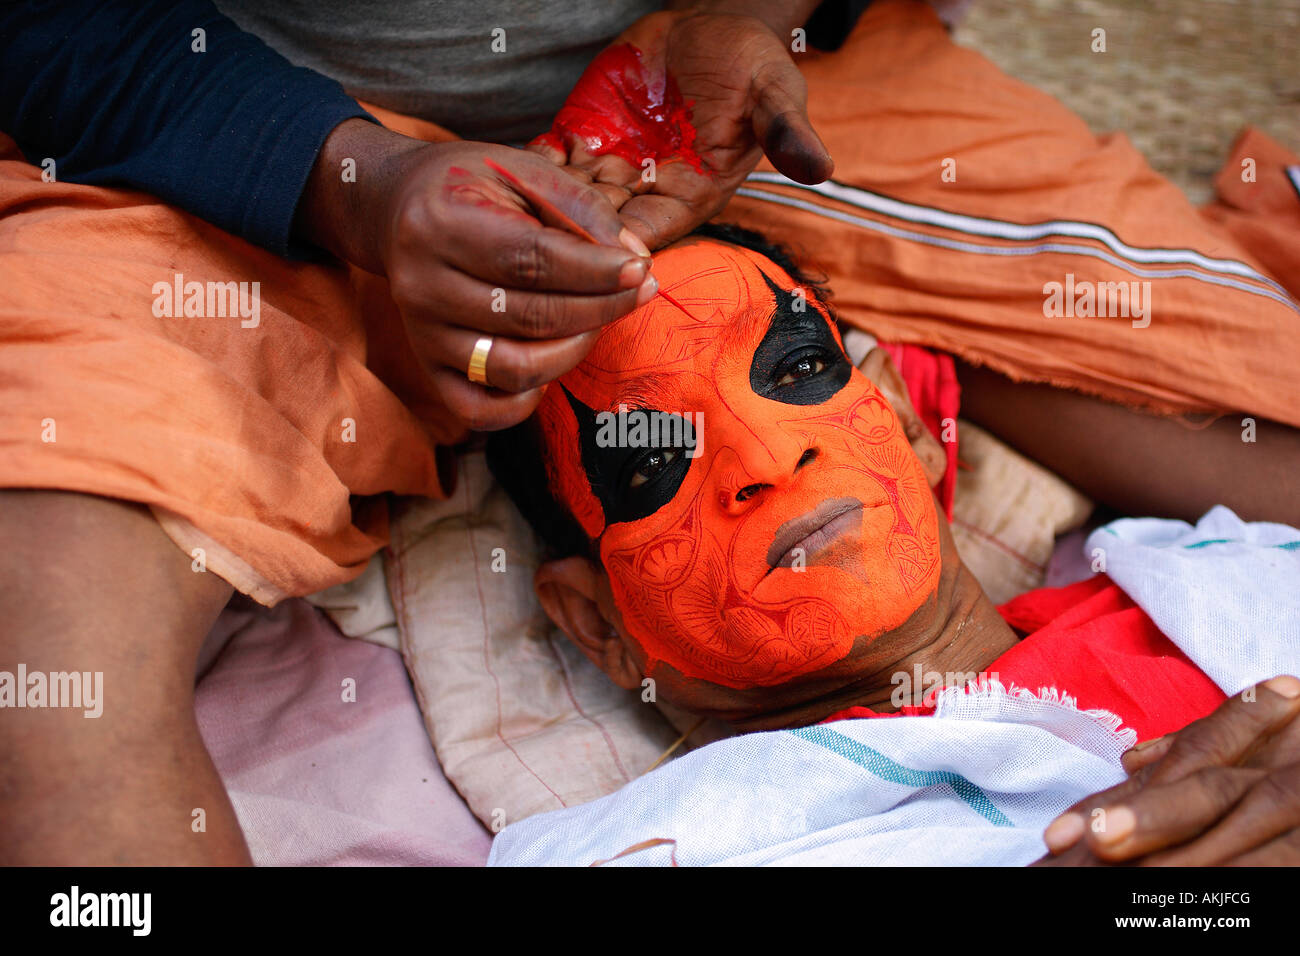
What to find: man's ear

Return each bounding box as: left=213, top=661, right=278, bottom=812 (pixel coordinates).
left=857, top=346, right=947, bottom=488
left=534, top=557, right=642, bottom=690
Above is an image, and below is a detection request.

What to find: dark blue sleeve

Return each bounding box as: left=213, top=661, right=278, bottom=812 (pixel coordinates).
left=0, top=0, right=376, bottom=256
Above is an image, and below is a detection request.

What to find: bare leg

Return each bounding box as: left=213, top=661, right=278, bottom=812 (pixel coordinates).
left=955, top=361, right=1300, bottom=527
left=0, top=490, right=250, bottom=864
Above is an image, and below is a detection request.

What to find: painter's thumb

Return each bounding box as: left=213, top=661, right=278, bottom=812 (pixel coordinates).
left=750, top=60, right=833, bottom=185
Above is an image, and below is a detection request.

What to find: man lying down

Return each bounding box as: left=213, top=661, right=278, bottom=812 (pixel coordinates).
left=484, top=226, right=1300, bottom=867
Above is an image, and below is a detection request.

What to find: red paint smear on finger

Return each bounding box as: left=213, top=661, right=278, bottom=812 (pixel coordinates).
left=533, top=43, right=705, bottom=174
left=482, top=156, right=601, bottom=241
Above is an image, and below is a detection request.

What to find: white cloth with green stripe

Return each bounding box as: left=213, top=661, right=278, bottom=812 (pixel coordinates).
left=1085, top=505, right=1300, bottom=697
left=488, top=507, right=1300, bottom=866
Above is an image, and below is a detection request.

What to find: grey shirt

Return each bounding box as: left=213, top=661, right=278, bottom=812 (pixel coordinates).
left=215, top=0, right=662, bottom=143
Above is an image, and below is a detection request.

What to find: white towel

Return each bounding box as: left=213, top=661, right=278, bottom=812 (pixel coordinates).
left=1085, top=505, right=1300, bottom=696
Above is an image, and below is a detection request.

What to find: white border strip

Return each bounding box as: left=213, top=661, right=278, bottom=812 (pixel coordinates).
left=744, top=170, right=1293, bottom=299
left=736, top=181, right=1300, bottom=314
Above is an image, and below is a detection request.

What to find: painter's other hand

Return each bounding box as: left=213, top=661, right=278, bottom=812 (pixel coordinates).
left=297, top=121, right=657, bottom=432
left=530, top=11, right=833, bottom=251
left=1034, top=675, right=1300, bottom=866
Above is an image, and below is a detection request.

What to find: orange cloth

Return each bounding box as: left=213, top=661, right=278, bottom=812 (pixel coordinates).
left=722, top=0, right=1300, bottom=425
left=0, top=116, right=464, bottom=603
left=2, top=0, right=1297, bottom=603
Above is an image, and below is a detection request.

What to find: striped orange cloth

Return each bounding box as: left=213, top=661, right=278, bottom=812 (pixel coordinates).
left=723, top=0, right=1300, bottom=426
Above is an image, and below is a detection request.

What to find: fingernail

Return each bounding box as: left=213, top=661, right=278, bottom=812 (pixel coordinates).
left=1132, top=734, right=1167, bottom=752
left=1094, top=806, right=1136, bottom=845
left=636, top=274, right=658, bottom=306
left=618, top=257, right=648, bottom=289
left=1043, top=812, right=1085, bottom=853
left=1264, top=676, right=1300, bottom=699
left=619, top=228, right=652, bottom=258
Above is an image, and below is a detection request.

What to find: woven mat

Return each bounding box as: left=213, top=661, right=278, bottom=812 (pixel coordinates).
left=953, top=0, right=1300, bottom=203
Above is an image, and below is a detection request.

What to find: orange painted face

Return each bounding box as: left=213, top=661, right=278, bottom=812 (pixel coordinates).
left=538, top=239, right=941, bottom=689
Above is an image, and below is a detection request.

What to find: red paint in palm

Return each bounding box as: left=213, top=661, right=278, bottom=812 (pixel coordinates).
left=533, top=43, right=705, bottom=174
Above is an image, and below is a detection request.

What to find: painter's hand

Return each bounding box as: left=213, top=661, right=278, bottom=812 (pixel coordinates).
left=530, top=10, right=833, bottom=250
left=297, top=120, right=657, bottom=431
left=1034, top=675, right=1300, bottom=865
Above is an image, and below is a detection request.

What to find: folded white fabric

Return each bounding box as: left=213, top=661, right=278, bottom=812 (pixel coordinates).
left=1086, top=505, right=1300, bottom=696
left=489, top=684, right=1132, bottom=866
left=488, top=507, right=1300, bottom=866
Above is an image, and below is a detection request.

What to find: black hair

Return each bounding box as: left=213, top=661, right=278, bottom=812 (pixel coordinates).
left=485, top=222, right=834, bottom=560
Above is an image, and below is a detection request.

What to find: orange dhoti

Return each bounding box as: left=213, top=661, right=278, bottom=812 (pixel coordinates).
left=725, top=0, right=1300, bottom=424
left=0, top=110, right=465, bottom=605
left=1, top=0, right=1296, bottom=603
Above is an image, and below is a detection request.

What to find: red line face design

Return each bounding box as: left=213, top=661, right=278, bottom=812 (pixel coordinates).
left=537, top=240, right=941, bottom=690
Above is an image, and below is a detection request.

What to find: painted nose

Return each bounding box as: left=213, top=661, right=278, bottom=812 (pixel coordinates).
left=720, top=446, right=819, bottom=515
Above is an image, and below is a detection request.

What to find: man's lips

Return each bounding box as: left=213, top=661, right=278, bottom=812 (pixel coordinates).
left=765, top=497, right=864, bottom=572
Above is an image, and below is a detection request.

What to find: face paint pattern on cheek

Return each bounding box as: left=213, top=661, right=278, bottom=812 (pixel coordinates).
left=544, top=242, right=941, bottom=690
left=602, top=473, right=852, bottom=688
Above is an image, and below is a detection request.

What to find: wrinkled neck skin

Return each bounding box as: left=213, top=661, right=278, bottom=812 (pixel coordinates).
left=604, top=514, right=1019, bottom=732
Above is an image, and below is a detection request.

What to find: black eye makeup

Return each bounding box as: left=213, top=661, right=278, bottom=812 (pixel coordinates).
left=562, top=387, right=697, bottom=527
left=748, top=272, right=851, bottom=405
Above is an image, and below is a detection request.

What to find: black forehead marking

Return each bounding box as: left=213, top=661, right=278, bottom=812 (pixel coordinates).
left=758, top=268, right=805, bottom=316
left=561, top=384, right=695, bottom=527
left=562, top=384, right=611, bottom=507
left=748, top=270, right=851, bottom=405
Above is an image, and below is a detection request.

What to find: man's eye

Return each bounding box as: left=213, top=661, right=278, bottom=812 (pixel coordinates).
left=629, top=448, right=679, bottom=488
left=776, top=354, right=827, bottom=386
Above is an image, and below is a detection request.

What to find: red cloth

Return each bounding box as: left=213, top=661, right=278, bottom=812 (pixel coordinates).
left=825, top=576, right=1226, bottom=743
left=878, top=342, right=960, bottom=519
